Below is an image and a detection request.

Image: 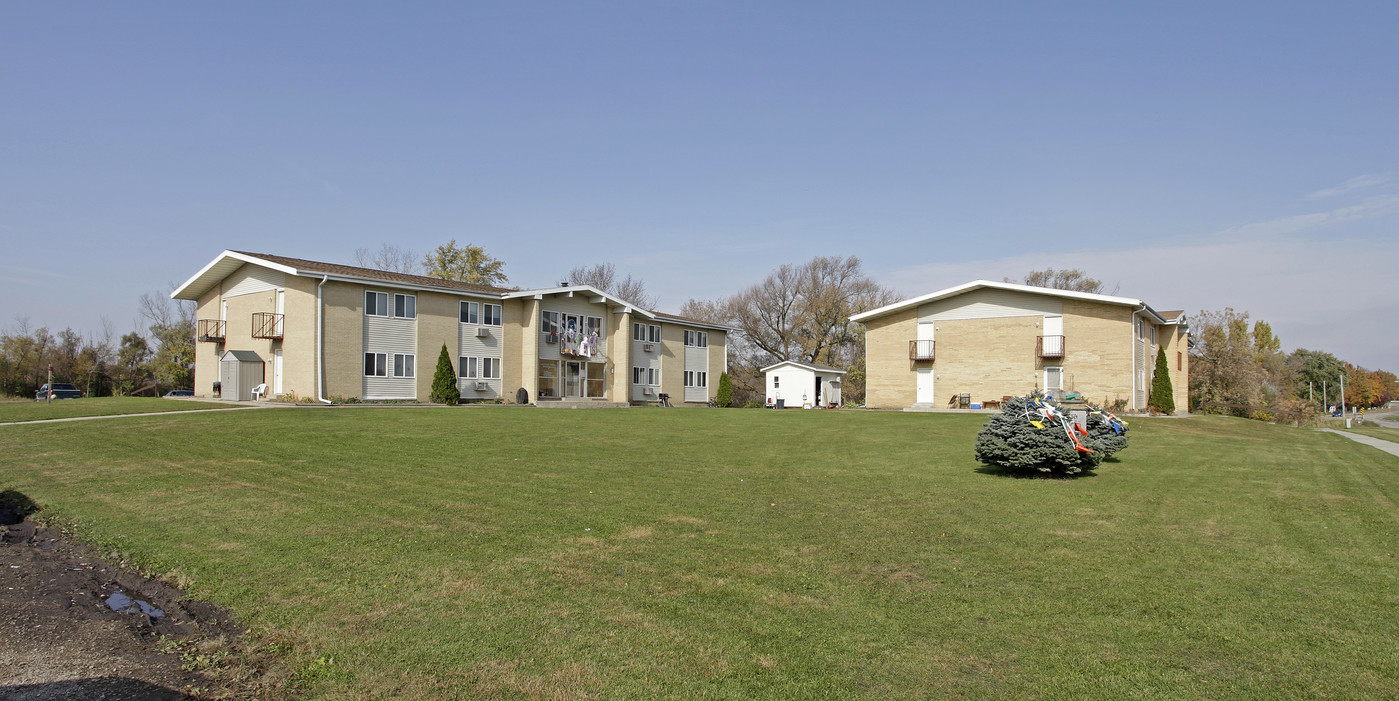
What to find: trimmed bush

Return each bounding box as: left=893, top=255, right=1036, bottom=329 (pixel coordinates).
left=1148, top=346, right=1175, bottom=415
left=716, top=372, right=734, bottom=407
left=430, top=344, right=460, bottom=405
left=975, top=392, right=1128, bottom=475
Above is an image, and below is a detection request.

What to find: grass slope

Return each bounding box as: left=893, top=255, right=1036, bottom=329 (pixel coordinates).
left=1, top=409, right=1396, bottom=699
left=0, top=397, right=236, bottom=423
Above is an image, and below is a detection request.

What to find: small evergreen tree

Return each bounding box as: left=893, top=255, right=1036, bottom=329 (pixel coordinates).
left=975, top=392, right=1127, bottom=475
left=430, top=344, right=460, bottom=404
left=716, top=372, right=734, bottom=407
left=1148, top=346, right=1175, bottom=414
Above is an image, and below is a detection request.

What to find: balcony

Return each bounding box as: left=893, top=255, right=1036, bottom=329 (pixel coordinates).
left=1037, top=335, right=1065, bottom=358
left=909, top=339, right=935, bottom=360
left=197, top=319, right=225, bottom=343
left=252, top=312, right=284, bottom=340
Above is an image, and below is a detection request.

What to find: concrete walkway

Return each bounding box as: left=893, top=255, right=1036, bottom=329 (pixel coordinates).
left=1317, top=429, right=1399, bottom=458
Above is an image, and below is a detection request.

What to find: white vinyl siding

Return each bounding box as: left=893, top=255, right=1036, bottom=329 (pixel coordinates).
left=223, top=264, right=285, bottom=298
left=631, top=323, right=662, bottom=401
left=918, top=288, right=1063, bottom=322
left=683, top=328, right=709, bottom=403
left=364, top=306, right=416, bottom=399
left=459, top=307, right=502, bottom=399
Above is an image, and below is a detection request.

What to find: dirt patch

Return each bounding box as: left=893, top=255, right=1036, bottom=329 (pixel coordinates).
left=1, top=498, right=277, bottom=699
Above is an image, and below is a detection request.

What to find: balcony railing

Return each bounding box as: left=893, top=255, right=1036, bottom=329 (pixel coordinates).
left=909, top=339, right=935, bottom=360
left=1037, top=335, right=1065, bottom=358
left=252, top=312, right=284, bottom=339
left=197, top=319, right=225, bottom=343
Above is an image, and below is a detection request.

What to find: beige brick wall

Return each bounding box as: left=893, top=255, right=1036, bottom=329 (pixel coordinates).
left=609, top=311, right=632, bottom=401
left=1158, top=324, right=1190, bottom=413
left=707, top=330, right=727, bottom=403
left=659, top=323, right=685, bottom=400
left=514, top=298, right=537, bottom=402
left=193, top=290, right=222, bottom=397
left=221, top=289, right=278, bottom=394
left=934, top=315, right=1041, bottom=405
left=863, top=307, right=918, bottom=409
left=414, top=291, right=460, bottom=401
left=322, top=281, right=366, bottom=399
left=1060, top=299, right=1134, bottom=407
left=279, top=275, right=319, bottom=401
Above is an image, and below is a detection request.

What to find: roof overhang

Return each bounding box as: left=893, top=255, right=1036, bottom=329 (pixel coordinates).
left=502, top=285, right=657, bottom=318
left=171, top=251, right=297, bottom=301
left=759, top=360, right=848, bottom=375
left=850, top=279, right=1174, bottom=325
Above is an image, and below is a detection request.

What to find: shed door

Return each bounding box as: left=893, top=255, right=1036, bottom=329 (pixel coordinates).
left=916, top=367, right=935, bottom=404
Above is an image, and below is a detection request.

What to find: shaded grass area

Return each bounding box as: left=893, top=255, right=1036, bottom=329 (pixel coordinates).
left=1, top=409, right=1397, bottom=699
left=0, top=397, right=236, bottom=423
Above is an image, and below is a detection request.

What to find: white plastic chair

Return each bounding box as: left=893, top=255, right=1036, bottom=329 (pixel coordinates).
left=251, top=383, right=268, bottom=401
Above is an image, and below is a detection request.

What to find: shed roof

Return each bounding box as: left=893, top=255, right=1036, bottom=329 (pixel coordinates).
left=220, top=350, right=263, bottom=362
left=759, top=360, right=848, bottom=375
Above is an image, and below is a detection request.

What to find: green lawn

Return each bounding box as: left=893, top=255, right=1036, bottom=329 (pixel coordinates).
left=0, top=396, right=237, bottom=423
left=2, top=409, right=1397, bottom=699
left=1346, top=424, right=1399, bottom=443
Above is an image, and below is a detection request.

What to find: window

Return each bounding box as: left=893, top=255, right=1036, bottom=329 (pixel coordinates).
left=633, top=323, right=646, bottom=341
left=684, top=330, right=695, bottom=346
left=648, top=325, right=661, bottom=342
left=1044, top=367, right=1064, bottom=391
left=684, top=329, right=708, bottom=347
left=684, top=370, right=694, bottom=387
left=392, top=353, right=415, bottom=378
left=586, top=316, right=603, bottom=337
left=586, top=362, right=605, bottom=397
left=542, top=311, right=560, bottom=335
left=696, top=371, right=707, bottom=388
left=459, top=356, right=477, bottom=379
left=394, top=294, right=416, bottom=319
left=460, top=301, right=478, bottom=324
left=563, top=314, right=579, bottom=333
left=774, top=376, right=780, bottom=388
left=538, top=361, right=559, bottom=398
left=633, top=367, right=645, bottom=384
left=481, top=357, right=501, bottom=379
left=1177, top=352, right=1182, bottom=371
left=364, top=352, right=387, bottom=377
left=483, top=304, right=502, bottom=326
left=365, top=291, right=388, bottom=317
left=647, top=367, right=658, bottom=385
left=1150, top=325, right=1156, bottom=345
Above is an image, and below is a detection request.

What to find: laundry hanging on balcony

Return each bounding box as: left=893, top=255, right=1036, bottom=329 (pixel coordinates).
left=560, top=330, right=600, bottom=358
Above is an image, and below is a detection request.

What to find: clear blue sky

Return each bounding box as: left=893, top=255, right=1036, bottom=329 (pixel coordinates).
left=3, top=2, right=1396, bottom=370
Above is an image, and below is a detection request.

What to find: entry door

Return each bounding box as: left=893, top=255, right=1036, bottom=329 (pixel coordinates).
left=1043, top=315, right=1063, bottom=356
left=564, top=361, right=582, bottom=397
left=916, top=367, right=936, bottom=403
left=273, top=349, right=283, bottom=395
left=275, top=289, right=286, bottom=337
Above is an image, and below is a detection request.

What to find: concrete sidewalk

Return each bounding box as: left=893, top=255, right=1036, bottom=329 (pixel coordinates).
left=1317, top=429, right=1399, bottom=458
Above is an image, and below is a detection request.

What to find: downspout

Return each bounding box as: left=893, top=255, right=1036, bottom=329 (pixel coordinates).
left=316, top=275, right=332, bottom=404
left=1130, top=305, right=1144, bottom=411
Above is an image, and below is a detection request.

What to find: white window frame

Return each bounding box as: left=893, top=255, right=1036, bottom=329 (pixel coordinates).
left=647, top=367, right=658, bottom=385
left=460, top=301, right=479, bottom=324
left=697, top=331, right=708, bottom=348
left=696, top=371, right=707, bottom=388
left=684, top=330, right=696, bottom=346
left=542, top=311, right=560, bottom=335
left=684, top=370, right=694, bottom=387
left=1045, top=366, right=1064, bottom=391
left=364, top=352, right=387, bottom=377
left=483, top=304, right=502, bottom=326
left=632, top=366, right=644, bottom=384
left=648, top=325, right=661, bottom=342
left=633, top=323, right=645, bottom=341
left=459, top=356, right=478, bottom=379
left=365, top=291, right=388, bottom=317
left=392, top=353, right=415, bottom=378
left=481, top=357, right=501, bottom=380
left=393, top=294, right=416, bottom=319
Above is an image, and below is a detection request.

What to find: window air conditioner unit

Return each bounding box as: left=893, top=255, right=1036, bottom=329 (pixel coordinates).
left=546, top=332, right=558, bottom=343
left=643, top=387, right=654, bottom=396
left=643, top=342, right=655, bottom=352
left=475, top=381, right=490, bottom=391
left=476, top=327, right=491, bottom=338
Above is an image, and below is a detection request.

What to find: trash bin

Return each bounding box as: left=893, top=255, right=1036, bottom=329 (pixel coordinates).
left=776, top=399, right=785, bottom=409
left=516, top=387, right=529, bottom=404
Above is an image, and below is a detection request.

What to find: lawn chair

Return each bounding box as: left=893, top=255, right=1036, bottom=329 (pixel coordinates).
left=251, top=383, right=268, bottom=401
left=958, top=393, right=971, bottom=409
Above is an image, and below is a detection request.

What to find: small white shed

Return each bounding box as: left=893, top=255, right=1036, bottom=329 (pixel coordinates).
left=219, top=350, right=265, bottom=401
left=761, top=361, right=846, bottom=408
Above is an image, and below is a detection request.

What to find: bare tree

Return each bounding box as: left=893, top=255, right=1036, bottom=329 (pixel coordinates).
left=566, top=263, right=657, bottom=309
left=355, top=243, right=422, bottom=275
left=1008, top=268, right=1116, bottom=294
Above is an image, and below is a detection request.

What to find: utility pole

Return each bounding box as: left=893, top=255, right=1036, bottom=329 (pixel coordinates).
left=46, top=364, right=53, bottom=405
left=1340, top=372, right=1347, bottom=425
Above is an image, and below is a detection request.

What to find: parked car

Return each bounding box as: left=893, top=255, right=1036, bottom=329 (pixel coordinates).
left=164, top=390, right=194, bottom=397
left=35, top=383, right=83, bottom=401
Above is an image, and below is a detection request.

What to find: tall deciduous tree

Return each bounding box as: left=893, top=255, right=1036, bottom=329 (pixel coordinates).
left=565, top=263, right=657, bottom=309
left=422, top=240, right=508, bottom=286
left=1008, top=268, right=1113, bottom=294
left=1188, top=308, right=1265, bottom=412
left=355, top=243, right=421, bottom=275
left=142, top=288, right=196, bottom=390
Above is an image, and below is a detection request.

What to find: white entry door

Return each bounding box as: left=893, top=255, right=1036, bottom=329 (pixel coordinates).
left=273, top=349, right=283, bottom=395
left=916, top=367, right=936, bottom=404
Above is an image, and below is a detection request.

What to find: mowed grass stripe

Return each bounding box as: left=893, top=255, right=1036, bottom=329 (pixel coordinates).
left=1, top=409, right=1397, bottom=699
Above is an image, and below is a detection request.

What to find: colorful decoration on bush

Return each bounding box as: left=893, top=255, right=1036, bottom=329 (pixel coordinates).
left=974, top=391, right=1130, bottom=475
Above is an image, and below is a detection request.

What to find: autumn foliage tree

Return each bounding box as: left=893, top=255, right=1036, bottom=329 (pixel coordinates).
left=422, top=240, right=508, bottom=286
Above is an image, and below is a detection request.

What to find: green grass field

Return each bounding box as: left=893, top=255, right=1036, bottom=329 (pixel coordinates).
left=0, top=396, right=238, bottom=423
left=2, top=409, right=1397, bottom=699
left=1345, top=423, right=1399, bottom=444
